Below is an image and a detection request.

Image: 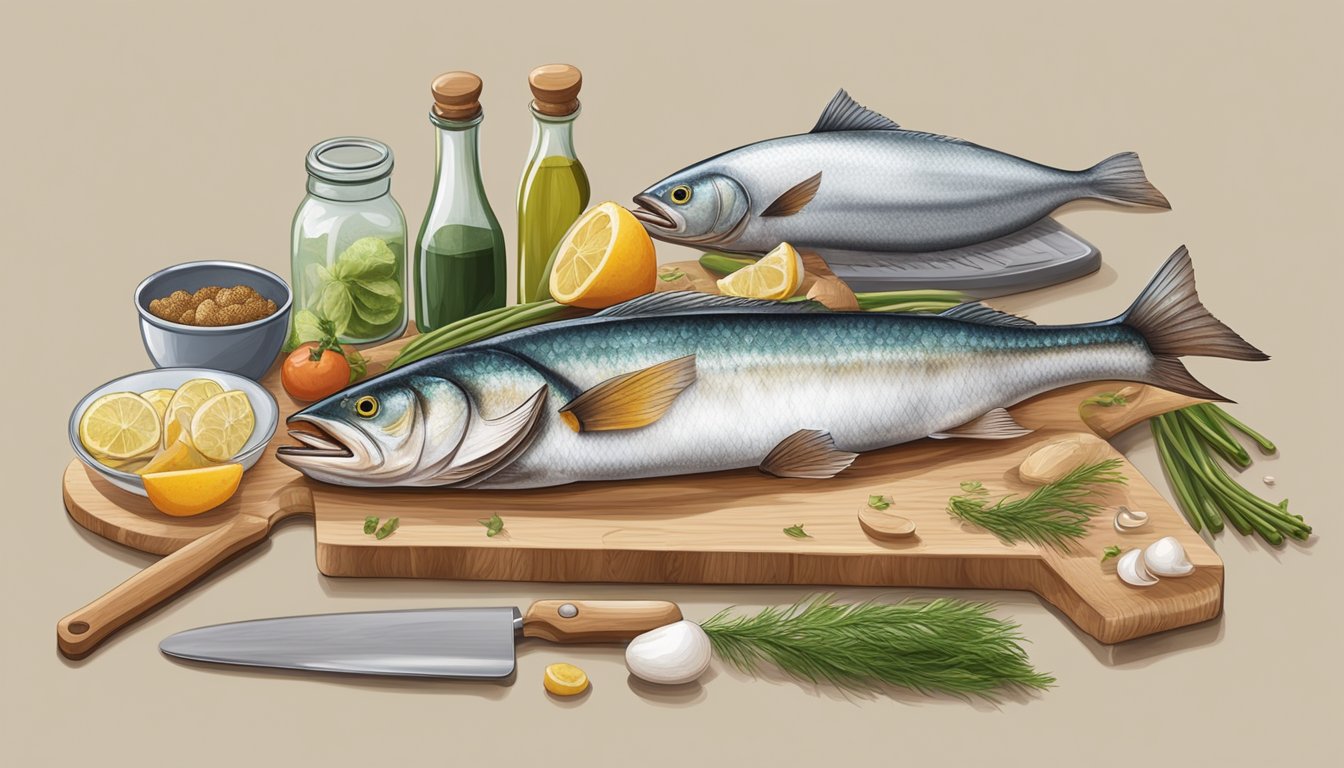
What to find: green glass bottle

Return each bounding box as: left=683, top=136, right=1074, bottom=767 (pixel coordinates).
left=516, top=64, right=590, bottom=303
left=413, top=71, right=506, bottom=332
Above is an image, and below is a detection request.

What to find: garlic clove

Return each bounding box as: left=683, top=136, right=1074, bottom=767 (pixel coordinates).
left=625, top=620, right=713, bottom=685
left=1116, top=548, right=1159, bottom=587
left=1113, top=506, right=1150, bottom=532
left=1143, top=536, right=1195, bottom=577
left=1019, top=433, right=1111, bottom=485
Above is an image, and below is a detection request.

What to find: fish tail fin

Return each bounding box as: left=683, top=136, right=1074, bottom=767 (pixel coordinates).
left=1086, top=151, right=1171, bottom=209
left=1118, top=246, right=1268, bottom=401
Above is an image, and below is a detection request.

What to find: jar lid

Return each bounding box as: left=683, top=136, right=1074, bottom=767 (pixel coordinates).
left=305, top=137, right=394, bottom=184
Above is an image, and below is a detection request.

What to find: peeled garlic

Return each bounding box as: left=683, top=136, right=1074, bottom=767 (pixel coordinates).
left=1018, top=433, right=1110, bottom=485
left=1117, top=548, right=1158, bottom=587
left=1114, top=506, right=1149, bottom=532
left=625, top=620, right=712, bottom=685
left=1143, top=536, right=1195, bottom=577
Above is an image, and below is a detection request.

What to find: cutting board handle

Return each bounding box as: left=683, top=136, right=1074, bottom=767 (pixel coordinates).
left=522, top=600, right=683, bottom=643
left=57, top=512, right=273, bottom=659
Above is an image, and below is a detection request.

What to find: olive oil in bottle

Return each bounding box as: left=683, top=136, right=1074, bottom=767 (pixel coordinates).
left=413, top=71, right=506, bottom=331
left=516, top=64, right=589, bottom=303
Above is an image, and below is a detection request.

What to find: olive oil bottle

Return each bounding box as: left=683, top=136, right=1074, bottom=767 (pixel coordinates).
left=413, top=71, right=506, bottom=331
left=516, top=64, right=590, bottom=303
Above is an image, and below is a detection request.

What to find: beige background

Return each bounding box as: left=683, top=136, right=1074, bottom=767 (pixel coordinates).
left=3, top=1, right=1339, bottom=765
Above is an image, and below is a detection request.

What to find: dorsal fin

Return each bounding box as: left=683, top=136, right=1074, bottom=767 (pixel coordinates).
left=596, top=291, right=829, bottom=318
left=939, top=302, right=1035, bottom=327
left=811, top=89, right=900, bottom=132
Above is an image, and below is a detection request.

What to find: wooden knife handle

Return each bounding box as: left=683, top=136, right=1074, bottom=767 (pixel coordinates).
left=56, top=512, right=272, bottom=659
left=522, top=600, right=683, bottom=643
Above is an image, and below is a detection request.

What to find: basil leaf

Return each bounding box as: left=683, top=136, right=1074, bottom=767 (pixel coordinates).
left=783, top=524, right=809, bottom=538
left=363, top=515, right=379, bottom=534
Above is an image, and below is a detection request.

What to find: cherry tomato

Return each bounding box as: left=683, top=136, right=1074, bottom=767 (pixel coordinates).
left=281, top=342, right=351, bottom=402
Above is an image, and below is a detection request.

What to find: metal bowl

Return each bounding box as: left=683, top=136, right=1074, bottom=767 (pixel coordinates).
left=134, top=261, right=292, bottom=381
left=69, top=368, right=279, bottom=497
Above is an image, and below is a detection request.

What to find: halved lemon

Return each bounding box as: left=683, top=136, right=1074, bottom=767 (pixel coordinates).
left=189, top=390, right=255, bottom=463
left=715, top=241, right=804, bottom=300
left=162, top=378, right=224, bottom=447
left=549, top=202, right=657, bottom=309
left=142, top=464, right=243, bottom=517
left=79, top=392, right=161, bottom=460
left=139, top=388, right=175, bottom=420
left=543, top=662, right=590, bottom=696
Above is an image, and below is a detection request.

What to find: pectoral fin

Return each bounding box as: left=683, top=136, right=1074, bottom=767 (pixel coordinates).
left=760, top=429, right=858, bottom=479
left=929, top=408, right=1033, bottom=440
left=761, top=172, right=822, bottom=217
left=559, top=355, right=697, bottom=432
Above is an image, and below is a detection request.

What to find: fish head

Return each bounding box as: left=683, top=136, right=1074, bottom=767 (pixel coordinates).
left=277, top=374, right=470, bottom=487
left=633, top=170, right=750, bottom=247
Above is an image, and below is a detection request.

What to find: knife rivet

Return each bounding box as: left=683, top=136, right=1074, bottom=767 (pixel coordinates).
left=558, top=603, right=579, bottom=618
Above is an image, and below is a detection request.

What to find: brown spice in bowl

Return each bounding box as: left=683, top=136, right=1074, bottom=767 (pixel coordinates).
left=148, top=284, right=278, bottom=327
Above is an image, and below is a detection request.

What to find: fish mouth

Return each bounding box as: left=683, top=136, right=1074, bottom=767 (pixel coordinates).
left=277, top=416, right=353, bottom=460
left=631, top=194, right=680, bottom=232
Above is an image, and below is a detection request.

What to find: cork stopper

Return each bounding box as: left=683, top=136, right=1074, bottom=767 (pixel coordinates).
left=431, top=71, right=483, bottom=121
left=529, top=64, right=582, bottom=117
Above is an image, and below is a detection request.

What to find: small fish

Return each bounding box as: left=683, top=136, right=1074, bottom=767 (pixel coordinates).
left=631, top=89, right=1168, bottom=260
left=278, top=248, right=1263, bottom=490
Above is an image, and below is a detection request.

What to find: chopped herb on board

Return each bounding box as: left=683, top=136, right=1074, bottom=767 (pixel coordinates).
left=867, top=494, right=891, bottom=511
left=1101, top=545, right=1122, bottom=562
left=374, top=517, right=400, bottom=540
left=363, top=515, right=379, bottom=534
left=479, top=513, right=505, bottom=537
left=783, top=524, right=810, bottom=539
left=658, top=269, right=686, bottom=282
left=947, top=460, right=1127, bottom=551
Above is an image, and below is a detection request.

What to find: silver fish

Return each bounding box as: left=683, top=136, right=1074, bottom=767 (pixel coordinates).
left=631, top=89, right=1169, bottom=259
left=277, top=248, right=1262, bottom=490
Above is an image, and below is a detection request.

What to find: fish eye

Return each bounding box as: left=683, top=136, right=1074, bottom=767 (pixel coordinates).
left=354, top=396, right=379, bottom=418
left=669, top=184, right=692, bottom=205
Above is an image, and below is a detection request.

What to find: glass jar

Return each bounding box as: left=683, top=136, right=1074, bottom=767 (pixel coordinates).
left=290, top=137, right=408, bottom=347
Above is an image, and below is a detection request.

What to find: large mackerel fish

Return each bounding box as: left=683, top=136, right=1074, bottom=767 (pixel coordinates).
left=278, top=248, right=1264, bottom=490
left=632, top=89, right=1169, bottom=260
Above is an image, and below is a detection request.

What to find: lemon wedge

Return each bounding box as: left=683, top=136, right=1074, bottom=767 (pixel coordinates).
left=136, top=439, right=215, bottom=475
left=189, top=390, right=255, bottom=462
left=549, top=202, right=656, bottom=309
left=715, top=242, right=804, bottom=300
left=543, top=662, right=590, bottom=696
left=162, top=378, right=224, bottom=448
left=142, top=464, right=243, bottom=517
left=79, top=392, right=162, bottom=460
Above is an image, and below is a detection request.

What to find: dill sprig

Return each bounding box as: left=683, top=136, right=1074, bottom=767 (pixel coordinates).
left=948, top=459, right=1127, bottom=551
left=700, top=594, right=1053, bottom=698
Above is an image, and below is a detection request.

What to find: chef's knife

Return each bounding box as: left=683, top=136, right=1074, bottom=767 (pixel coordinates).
left=159, top=600, right=682, bottom=679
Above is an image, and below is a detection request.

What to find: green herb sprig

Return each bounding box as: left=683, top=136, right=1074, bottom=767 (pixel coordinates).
left=866, top=494, right=891, bottom=510
left=701, top=594, right=1053, bottom=698
left=783, top=524, right=810, bottom=538
left=948, top=459, right=1127, bottom=551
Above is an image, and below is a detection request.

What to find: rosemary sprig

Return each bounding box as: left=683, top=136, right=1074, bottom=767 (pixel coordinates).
left=948, top=459, right=1127, bottom=551
left=700, top=594, right=1053, bottom=698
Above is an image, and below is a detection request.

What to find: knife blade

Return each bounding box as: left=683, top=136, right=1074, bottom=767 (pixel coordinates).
left=159, top=600, right=682, bottom=679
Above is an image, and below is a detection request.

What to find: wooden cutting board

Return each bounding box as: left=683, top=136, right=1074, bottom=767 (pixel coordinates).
left=57, top=273, right=1222, bottom=657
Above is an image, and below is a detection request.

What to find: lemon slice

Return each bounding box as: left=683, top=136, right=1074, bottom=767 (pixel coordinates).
left=162, top=378, right=224, bottom=447
left=715, top=242, right=804, bottom=300
left=142, top=464, right=243, bottom=517
left=189, top=390, right=255, bottom=462
left=139, top=388, right=175, bottom=420
left=549, top=202, right=657, bottom=309
left=79, top=392, right=162, bottom=460
left=543, top=662, right=590, bottom=696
